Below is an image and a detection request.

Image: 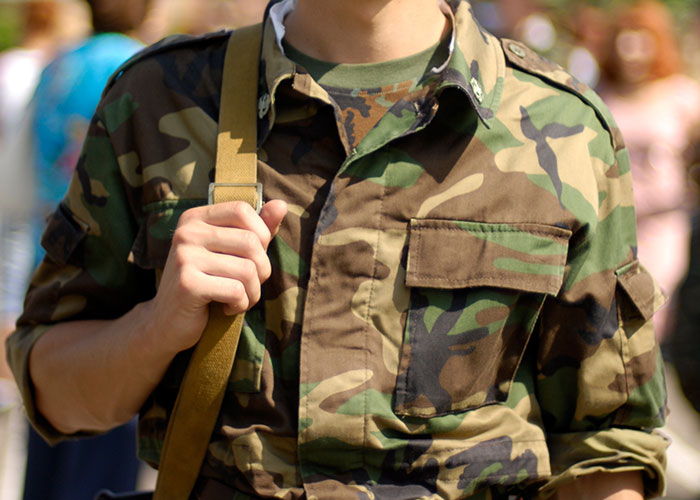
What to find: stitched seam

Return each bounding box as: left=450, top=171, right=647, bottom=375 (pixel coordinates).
left=411, top=226, right=570, bottom=238
left=408, top=275, right=560, bottom=283
left=361, top=184, right=387, bottom=471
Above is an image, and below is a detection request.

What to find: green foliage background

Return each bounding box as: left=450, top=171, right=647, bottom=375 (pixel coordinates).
left=0, top=6, right=22, bottom=52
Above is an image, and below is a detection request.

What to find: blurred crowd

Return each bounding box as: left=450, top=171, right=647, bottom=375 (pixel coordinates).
left=0, top=0, right=699, bottom=499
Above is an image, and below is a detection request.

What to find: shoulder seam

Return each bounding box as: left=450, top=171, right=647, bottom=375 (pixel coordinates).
left=501, top=38, right=621, bottom=151
left=103, top=30, right=232, bottom=95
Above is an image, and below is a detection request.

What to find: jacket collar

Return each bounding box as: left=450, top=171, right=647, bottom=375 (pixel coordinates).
left=256, top=0, right=504, bottom=138
left=441, top=0, right=504, bottom=127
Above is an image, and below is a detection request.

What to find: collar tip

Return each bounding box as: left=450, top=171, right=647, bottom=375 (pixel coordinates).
left=478, top=113, right=495, bottom=129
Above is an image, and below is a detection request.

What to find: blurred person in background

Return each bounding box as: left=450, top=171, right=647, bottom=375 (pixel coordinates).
left=662, top=122, right=700, bottom=499
left=4, top=1, right=154, bottom=499
left=598, top=0, right=700, bottom=344
left=184, top=0, right=268, bottom=33
left=563, top=5, right=609, bottom=90
left=669, top=124, right=700, bottom=417
left=226, top=0, right=268, bottom=28
left=0, top=3, right=65, bottom=497
left=0, top=0, right=59, bottom=141
left=139, top=0, right=268, bottom=39
left=473, top=0, right=602, bottom=88
left=30, top=0, right=151, bottom=249
left=598, top=1, right=700, bottom=498
left=0, top=0, right=62, bottom=378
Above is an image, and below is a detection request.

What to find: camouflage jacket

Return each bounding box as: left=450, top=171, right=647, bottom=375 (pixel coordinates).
left=8, top=0, right=668, bottom=498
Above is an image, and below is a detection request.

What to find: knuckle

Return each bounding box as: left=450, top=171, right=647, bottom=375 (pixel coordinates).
left=230, top=282, right=249, bottom=310
left=172, top=223, right=200, bottom=246
left=176, top=267, right=196, bottom=296
left=232, top=200, right=253, bottom=215
left=239, top=230, right=259, bottom=253
left=176, top=211, right=191, bottom=227
left=177, top=206, right=200, bottom=226
left=171, top=227, right=188, bottom=246
left=239, top=259, right=258, bottom=282
left=225, top=201, right=249, bottom=221
left=259, top=258, right=272, bottom=282
left=230, top=279, right=246, bottom=298
left=170, top=243, right=190, bottom=267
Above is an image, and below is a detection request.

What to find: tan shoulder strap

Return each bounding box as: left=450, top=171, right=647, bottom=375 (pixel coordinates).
left=153, top=23, right=263, bottom=500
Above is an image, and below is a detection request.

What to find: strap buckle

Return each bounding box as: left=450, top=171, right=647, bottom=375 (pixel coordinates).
left=208, top=182, right=263, bottom=213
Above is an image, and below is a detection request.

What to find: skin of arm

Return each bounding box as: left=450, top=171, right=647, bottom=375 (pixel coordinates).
left=553, top=471, right=644, bottom=499
left=29, top=199, right=287, bottom=434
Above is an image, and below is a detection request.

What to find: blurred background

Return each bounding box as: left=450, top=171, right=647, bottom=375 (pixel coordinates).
left=0, top=0, right=269, bottom=49
left=0, top=0, right=699, bottom=499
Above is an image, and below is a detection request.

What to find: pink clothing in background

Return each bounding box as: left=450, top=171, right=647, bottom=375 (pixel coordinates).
left=602, top=74, right=700, bottom=340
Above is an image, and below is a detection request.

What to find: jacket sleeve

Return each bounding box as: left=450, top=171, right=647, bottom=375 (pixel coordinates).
left=5, top=111, right=152, bottom=444
left=535, top=123, right=669, bottom=497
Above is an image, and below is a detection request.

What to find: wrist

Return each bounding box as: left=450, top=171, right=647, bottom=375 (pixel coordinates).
left=126, top=300, right=182, bottom=385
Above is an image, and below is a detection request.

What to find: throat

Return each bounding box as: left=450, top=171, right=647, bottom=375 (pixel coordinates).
left=284, top=0, right=448, bottom=64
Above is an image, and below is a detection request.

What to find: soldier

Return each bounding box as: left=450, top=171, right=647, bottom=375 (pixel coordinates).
left=7, top=0, right=668, bottom=498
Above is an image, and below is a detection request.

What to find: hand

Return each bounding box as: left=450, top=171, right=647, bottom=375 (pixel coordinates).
left=145, top=199, right=287, bottom=355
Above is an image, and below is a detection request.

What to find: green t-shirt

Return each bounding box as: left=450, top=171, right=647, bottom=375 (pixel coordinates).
left=284, top=40, right=444, bottom=148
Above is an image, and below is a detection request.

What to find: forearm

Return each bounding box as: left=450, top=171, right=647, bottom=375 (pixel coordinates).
left=26, top=200, right=287, bottom=436
left=553, top=471, right=644, bottom=500
left=29, top=299, right=176, bottom=434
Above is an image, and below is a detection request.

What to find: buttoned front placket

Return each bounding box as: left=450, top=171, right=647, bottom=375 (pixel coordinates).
left=256, top=1, right=503, bottom=496
left=283, top=73, right=446, bottom=498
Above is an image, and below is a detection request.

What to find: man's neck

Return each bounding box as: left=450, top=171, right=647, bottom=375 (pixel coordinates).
left=283, top=0, right=448, bottom=64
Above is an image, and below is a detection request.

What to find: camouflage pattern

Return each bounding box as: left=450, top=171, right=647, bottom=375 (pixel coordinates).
left=7, top=0, right=668, bottom=498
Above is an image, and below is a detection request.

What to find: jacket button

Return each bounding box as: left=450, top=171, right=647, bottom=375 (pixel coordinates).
left=508, top=42, right=527, bottom=58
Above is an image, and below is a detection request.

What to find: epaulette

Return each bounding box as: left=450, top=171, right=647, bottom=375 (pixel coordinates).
left=501, top=37, right=621, bottom=148
left=104, top=29, right=232, bottom=94
left=501, top=38, right=588, bottom=97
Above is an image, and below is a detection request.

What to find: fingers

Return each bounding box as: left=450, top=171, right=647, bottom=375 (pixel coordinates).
left=191, top=246, right=264, bottom=307
left=168, top=199, right=288, bottom=315
left=260, top=200, right=288, bottom=242
left=181, top=201, right=274, bottom=247
left=176, top=200, right=287, bottom=278
left=176, top=225, right=271, bottom=282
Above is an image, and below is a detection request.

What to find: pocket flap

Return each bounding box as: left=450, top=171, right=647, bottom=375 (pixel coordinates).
left=616, top=260, right=665, bottom=321
left=406, top=219, right=571, bottom=296
left=40, top=202, right=89, bottom=265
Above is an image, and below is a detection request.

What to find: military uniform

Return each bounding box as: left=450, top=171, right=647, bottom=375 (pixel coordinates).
left=8, top=0, right=668, bottom=498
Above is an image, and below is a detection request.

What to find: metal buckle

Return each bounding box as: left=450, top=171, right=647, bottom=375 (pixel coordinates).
left=208, top=182, right=263, bottom=213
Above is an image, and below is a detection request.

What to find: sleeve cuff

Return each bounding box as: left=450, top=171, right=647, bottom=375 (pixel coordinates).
left=6, top=325, right=98, bottom=445
left=539, top=427, right=670, bottom=499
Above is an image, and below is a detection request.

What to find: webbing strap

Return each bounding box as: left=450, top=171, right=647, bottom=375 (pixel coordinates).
left=153, top=23, right=262, bottom=500
left=209, top=20, right=262, bottom=210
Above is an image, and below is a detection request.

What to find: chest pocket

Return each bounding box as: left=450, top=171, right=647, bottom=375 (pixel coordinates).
left=129, top=199, right=266, bottom=395
left=394, top=218, right=571, bottom=417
